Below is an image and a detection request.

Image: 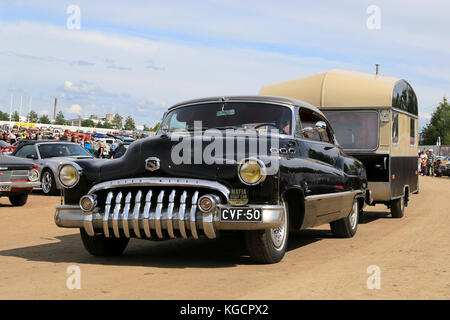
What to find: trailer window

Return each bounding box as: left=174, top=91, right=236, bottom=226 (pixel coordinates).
left=322, top=111, right=378, bottom=150
left=410, top=118, right=415, bottom=146
left=392, top=111, right=399, bottom=145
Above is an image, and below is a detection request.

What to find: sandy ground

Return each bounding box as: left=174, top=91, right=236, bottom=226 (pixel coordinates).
left=0, top=175, right=448, bottom=300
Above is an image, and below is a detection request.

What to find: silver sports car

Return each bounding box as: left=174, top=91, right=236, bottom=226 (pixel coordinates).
left=11, top=140, right=95, bottom=195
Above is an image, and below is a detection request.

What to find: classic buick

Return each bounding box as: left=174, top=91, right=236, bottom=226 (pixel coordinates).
left=54, top=96, right=369, bottom=263
left=0, top=155, right=40, bottom=206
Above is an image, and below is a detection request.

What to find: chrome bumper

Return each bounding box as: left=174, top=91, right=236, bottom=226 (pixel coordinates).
left=54, top=204, right=284, bottom=240
left=0, top=181, right=41, bottom=189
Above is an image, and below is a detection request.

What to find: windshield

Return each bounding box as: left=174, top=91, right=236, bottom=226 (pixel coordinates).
left=323, top=111, right=379, bottom=150
left=38, top=143, right=92, bottom=158
left=158, top=102, right=292, bottom=135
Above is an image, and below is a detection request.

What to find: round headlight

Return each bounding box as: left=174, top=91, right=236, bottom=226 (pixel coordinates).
left=28, top=169, right=40, bottom=182
left=59, top=164, right=80, bottom=188
left=238, top=159, right=266, bottom=185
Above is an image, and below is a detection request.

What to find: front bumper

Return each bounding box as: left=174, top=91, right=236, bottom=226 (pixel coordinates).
left=0, top=181, right=41, bottom=190
left=55, top=204, right=284, bottom=240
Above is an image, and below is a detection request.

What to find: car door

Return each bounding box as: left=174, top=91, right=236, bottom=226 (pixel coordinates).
left=295, top=107, right=348, bottom=225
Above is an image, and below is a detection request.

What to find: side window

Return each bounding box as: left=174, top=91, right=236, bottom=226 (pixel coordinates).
left=297, top=108, right=333, bottom=143
left=410, top=118, right=415, bottom=146
left=14, top=145, right=38, bottom=158
left=392, top=111, right=399, bottom=144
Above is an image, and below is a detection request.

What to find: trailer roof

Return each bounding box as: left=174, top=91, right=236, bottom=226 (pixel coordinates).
left=259, top=69, right=403, bottom=108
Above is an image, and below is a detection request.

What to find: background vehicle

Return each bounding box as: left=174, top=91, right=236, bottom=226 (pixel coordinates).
left=0, top=156, right=40, bottom=206
left=11, top=140, right=94, bottom=195
left=435, top=156, right=450, bottom=177
left=260, top=69, right=419, bottom=218
left=54, top=96, right=368, bottom=264
left=0, top=141, right=16, bottom=155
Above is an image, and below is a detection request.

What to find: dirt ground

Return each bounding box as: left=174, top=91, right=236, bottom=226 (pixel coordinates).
left=0, top=176, right=448, bottom=299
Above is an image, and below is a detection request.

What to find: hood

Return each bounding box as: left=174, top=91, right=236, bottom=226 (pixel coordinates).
left=74, top=132, right=284, bottom=184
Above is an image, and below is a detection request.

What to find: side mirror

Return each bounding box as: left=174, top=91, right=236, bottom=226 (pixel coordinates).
left=315, top=121, right=327, bottom=133
left=26, top=154, right=37, bottom=160
left=302, top=127, right=315, bottom=138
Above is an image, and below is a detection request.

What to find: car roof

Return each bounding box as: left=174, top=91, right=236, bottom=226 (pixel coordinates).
left=18, top=140, right=79, bottom=145
left=168, top=95, right=324, bottom=116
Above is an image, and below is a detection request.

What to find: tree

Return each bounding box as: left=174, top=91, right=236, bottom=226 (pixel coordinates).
left=124, top=116, right=136, bottom=130
left=54, top=111, right=67, bottom=125
left=101, top=121, right=113, bottom=129
left=152, top=122, right=160, bottom=132
left=112, top=113, right=123, bottom=130
left=421, top=97, right=450, bottom=145
left=81, top=119, right=95, bottom=127
left=39, top=114, right=51, bottom=124
left=12, top=111, right=20, bottom=122
left=28, top=110, right=39, bottom=123
left=0, top=110, right=9, bottom=121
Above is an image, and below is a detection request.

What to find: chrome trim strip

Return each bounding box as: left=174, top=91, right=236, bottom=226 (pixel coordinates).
left=0, top=181, right=41, bottom=188
left=103, top=192, right=113, bottom=237
left=305, top=190, right=361, bottom=201
left=190, top=191, right=199, bottom=239
left=88, top=177, right=230, bottom=201
left=132, top=190, right=142, bottom=238
left=112, top=192, right=123, bottom=238
left=122, top=192, right=132, bottom=238
left=155, top=190, right=165, bottom=239
left=143, top=190, right=152, bottom=238
left=178, top=191, right=188, bottom=239
left=167, top=189, right=176, bottom=238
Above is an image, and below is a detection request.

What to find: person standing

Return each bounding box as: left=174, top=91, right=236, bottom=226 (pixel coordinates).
left=427, top=149, right=435, bottom=176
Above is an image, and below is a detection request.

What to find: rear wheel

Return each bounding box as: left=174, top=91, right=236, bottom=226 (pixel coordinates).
left=80, top=228, right=129, bottom=256
left=390, top=196, right=405, bottom=218
left=9, top=194, right=29, bottom=206
left=245, top=201, right=289, bottom=264
left=330, top=198, right=359, bottom=238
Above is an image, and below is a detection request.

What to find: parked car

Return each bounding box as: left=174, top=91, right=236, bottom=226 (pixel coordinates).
left=0, top=155, right=40, bottom=206
left=54, top=96, right=369, bottom=264
left=0, top=140, right=16, bottom=155
left=11, top=140, right=95, bottom=195
left=109, top=140, right=132, bottom=159
left=436, top=158, right=450, bottom=177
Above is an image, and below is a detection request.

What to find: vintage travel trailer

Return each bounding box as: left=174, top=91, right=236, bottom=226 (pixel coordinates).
left=260, top=69, right=419, bottom=218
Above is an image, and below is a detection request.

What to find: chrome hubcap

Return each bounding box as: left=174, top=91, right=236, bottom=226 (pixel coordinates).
left=42, top=172, right=52, bottom=193
left=270, top=202, right=287, bottom=249
left=349, top=201, right=358, bottom=230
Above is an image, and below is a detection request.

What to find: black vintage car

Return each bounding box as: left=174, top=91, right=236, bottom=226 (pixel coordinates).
left=54, top=96, right=369, bottom=263
left=0, top=155, right=41, bottom=206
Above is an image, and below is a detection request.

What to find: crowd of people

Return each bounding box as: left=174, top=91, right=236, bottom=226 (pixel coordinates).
left=419, top=149, right=436, bottom=176
left=0, top=127, right=135, bottom=159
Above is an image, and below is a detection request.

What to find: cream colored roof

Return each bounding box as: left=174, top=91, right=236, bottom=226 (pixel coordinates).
left=259, top=69, right=401, bottom=108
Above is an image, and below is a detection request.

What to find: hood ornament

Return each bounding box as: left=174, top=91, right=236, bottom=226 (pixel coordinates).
left=145, top=157, right=160, bottom=171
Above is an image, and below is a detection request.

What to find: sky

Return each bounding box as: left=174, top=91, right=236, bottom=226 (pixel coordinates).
left=0, top=0, right=449, bottom=129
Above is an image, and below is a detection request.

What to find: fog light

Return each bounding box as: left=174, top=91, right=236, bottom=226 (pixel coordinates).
left=79, top=195, right=97, bottom=213
left=198, top=194, right=219, bottom=213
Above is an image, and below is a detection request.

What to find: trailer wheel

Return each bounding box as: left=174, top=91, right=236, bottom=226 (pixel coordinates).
left=390, top=196, right=405, bottom=218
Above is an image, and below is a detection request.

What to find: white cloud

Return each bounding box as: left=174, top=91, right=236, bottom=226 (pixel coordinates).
left=38, top=110, right=49, bottom=115
left=67, top=104, right=82, bottom=114
left=419, top=112, right=432, bottom=120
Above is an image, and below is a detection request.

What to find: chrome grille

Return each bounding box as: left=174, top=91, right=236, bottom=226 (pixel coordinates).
left=0, top=170, right=28, bottom=182
left=93, top=187, right=221, bottom=240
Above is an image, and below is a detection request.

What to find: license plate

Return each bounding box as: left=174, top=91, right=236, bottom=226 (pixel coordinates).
left=220, top=208, right=262, bottom=222
left=0, top=185, right=11, bottom=192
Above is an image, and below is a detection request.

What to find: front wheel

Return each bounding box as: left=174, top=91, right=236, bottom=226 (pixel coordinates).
left=330, top=198, right=359, bottom=238
left=80, top=228, right=129, bottom=256
left=390, top=196, right=405, bottom=218
left=41, top=170, right=58, bottom=195
left=9, top=194, right=29, bottom=206
left=245, top=201, right=289, bottom=264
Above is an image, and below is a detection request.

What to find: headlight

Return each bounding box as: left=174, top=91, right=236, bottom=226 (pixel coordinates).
left=238, top=158, right=267, bottom=185
left=58, top=164, right=80, bottom=188
left=28, top=168, right=40, bottom=182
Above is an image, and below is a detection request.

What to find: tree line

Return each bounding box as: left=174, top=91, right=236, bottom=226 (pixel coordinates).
left=0, top=109, right=160, bottom=132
